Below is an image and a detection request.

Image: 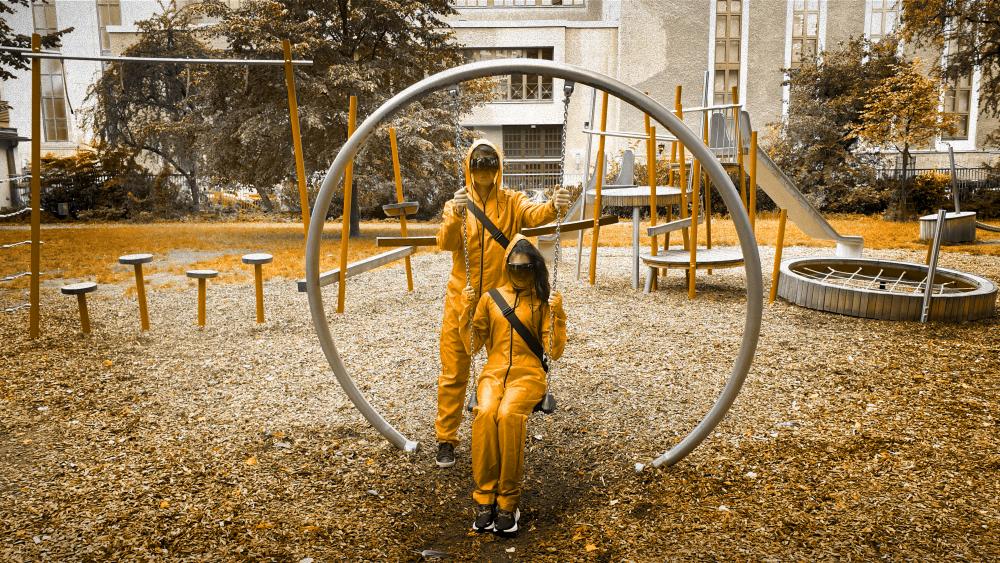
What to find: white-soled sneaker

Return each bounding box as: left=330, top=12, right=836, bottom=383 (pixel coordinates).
left=472, top=504, right=495, bottom=533
left=435, top=443, right=455, bottom=468
left=493, top=508, right=520, bottom=535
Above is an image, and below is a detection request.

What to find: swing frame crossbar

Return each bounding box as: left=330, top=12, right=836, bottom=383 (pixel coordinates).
left=304, top=59, right=762, bottom=471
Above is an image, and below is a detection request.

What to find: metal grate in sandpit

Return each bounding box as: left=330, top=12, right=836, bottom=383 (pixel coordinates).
left=777, top=257, right=997, bottom=322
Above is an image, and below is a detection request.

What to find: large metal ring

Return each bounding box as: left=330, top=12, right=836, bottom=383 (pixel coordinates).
left=305, top=59, right=763, bottom=467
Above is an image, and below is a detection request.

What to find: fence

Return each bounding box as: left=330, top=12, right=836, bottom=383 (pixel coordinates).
left=876, top=166, right=1000, bottom=202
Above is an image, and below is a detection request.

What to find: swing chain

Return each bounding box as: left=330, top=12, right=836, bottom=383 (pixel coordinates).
left=452, top=85, right=480, bottom=410
left=545, top=80, right=573, bottom=392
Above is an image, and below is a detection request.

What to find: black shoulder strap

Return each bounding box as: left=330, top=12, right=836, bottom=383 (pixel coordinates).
left=467, top=199, right=510, bottom=249
left=488, top=289, right=548, bottom=372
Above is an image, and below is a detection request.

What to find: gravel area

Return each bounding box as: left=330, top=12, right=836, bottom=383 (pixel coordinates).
left=1, top=245, right=998, bottom=560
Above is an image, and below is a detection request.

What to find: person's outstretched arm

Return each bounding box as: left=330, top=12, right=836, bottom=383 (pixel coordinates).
left=540, top=292, right=567, bottom=361
left=437, top=190, right=468, bottom=252
left=459, top=287, right=490, bottom=356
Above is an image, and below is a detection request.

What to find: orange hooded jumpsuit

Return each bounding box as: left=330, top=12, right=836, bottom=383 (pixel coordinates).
left=435, top=140, right=557, bottom=447
left=459, top=234, right=567, bottom=511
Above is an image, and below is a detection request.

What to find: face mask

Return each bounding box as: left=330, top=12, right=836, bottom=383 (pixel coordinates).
left=508, top=263, right=534, bottom=289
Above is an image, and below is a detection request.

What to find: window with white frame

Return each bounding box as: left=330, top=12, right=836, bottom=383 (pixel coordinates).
left=32, top=1, right=70, bottom=142
left=714, top=0, right=742, bottom=104
left=868, top=0, right=901, bottom=41
left=790, top=0, right=821, bottom=68
left=453, top=0, right=583, bottom=7
left=942, top=38, right=973, bottom=141
left=96, top=0, right=122, bottom=55
left=465, top=48, right=554, bottom=101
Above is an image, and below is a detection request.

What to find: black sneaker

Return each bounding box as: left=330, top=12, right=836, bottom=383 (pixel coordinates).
left=493, top=508, right=520, bottom=535
left=435, top=442, right=455, bottom=468
left=472, top=504, right=495, bottom=532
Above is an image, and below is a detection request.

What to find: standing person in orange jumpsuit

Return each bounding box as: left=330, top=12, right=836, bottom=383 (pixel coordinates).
left=434, top=139, right=570, bottom=468
left=460, top=235, right=567, bottom=534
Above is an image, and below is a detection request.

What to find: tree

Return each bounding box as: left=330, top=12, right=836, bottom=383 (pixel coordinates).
left=852, top=59, right=956, bottom=218
left=0, top=0, right=71, bottom=80
left=86, top=3, right=216, bottom=211
left=767, top=37, right=903, bottom=211
left=902, top=0, right=1000, bottom=128
left=196, top=0, right=493, bottom=234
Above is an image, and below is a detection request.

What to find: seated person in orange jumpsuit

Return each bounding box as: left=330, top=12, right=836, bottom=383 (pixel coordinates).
left=434, top=140, right=570, bottom=468
left=460, top=234, right=567, bottom=535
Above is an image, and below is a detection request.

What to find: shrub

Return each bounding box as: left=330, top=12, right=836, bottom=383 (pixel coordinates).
left=909, top=172, right=951, bottom=215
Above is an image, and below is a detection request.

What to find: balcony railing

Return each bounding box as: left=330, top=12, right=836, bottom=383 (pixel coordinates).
left=453, top=0, right=584, bottom=7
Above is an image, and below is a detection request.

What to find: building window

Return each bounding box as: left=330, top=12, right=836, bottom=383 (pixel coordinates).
left=791, top=0, right=820, bottom=68
left=32, top=1, right=70, bottom=142
left=714, top=0, right=742, bottom=104
left=502, top=125, right=562, bottom=191
left=868, top=0, right=900, bottom=41
left=465, top=48, right=554, bottom=101
left=453, top=0, right=584, bottom=7
left=96, top=0, right=121, bottom=55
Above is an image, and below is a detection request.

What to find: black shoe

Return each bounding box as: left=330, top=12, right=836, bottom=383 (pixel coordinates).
left=472, top=504, right=495, bottom=532
left=493, top=508, right=520, bottom=535
left=435, top=443, right=455, bottom=468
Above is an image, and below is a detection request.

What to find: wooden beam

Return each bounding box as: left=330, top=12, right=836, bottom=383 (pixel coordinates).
left=589, top=91, right=610, bottom=286
left=388, top=127, right=414, bottom=292
left=376, top=236, right=438, bottom=247
left=283, top=39, right=310, bottom=237
left=521, top=214, right=618, bottom=237
left=297, top=246, right=416, bottom=292
left=646, top=215, right=703, bottom=237
left=337, top=95, right=357, bottom=314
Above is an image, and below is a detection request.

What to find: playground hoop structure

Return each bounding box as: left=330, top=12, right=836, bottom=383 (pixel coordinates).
left=304, top=58, right=764, bottom=470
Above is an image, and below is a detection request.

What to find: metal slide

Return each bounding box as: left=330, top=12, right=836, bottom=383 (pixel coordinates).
left=754, top=147, right=864, bottom=257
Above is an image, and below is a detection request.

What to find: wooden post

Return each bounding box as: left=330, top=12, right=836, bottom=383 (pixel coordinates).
left=675, top=86, right=690, bottom=251
left=197, top=278, right=207, bottom=327
left=732, top=86, right=747, bottom=211
left=337, top=95, right=357, bottom=313
left=769, top=209, right=787, bottom=304
left=254, top=264, right=265, bottom=323
left=134, top=264, right=150, bottom=331
left=77, top=293, right=90, bottom=334
left=646, top=120, right=659, bottom=291
left=29, top=34, right=41, bottom=339
left=588, top=91, right=609, bottom=286
left=282, top=40, right=310, bottom=237
left=689, top=157, right=701, bottom=299
left=749, top=131, right=758, bottom=232
left=389, top=127, right=414, bottom=292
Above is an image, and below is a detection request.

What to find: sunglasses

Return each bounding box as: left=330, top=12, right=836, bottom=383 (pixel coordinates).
left=507, top=263, right=535, bottom=272
left=469, top=156, right=500, bottom=170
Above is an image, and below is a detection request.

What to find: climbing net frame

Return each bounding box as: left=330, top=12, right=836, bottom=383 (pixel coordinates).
left=304, top=59, right=763, bottom=470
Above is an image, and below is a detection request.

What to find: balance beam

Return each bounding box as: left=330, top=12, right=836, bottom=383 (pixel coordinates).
left=297, top=246, right=416, bottom=292
left=521, top=214, right=619, bottom=237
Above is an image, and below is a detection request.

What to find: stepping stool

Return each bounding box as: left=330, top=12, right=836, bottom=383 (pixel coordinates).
left=61, top=282, right=98, bottom=334
left=119, top=253, right=154, bottom=331
left=186, top=269, right=219, bottom=327
left=242, top=253, right=273, bottom=324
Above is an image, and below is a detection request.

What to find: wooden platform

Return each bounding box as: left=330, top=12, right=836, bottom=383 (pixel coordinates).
left=640, top=247, right=745, bottom=270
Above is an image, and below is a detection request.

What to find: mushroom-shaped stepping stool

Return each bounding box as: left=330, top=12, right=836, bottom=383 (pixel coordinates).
left=241, top=253, right=273, bottom=323
left=61, top=281, right=98, bottom=334
left=186, top=269, right=219, bottom=327
left=118, top=253, right=154, bottom=331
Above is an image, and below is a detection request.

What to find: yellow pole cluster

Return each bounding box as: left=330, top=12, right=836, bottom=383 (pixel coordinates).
left=336, top=95, right=358, bottom=314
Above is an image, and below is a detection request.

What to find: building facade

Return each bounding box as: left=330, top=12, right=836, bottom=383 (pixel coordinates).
left=1, top=0, right=996, bottom=207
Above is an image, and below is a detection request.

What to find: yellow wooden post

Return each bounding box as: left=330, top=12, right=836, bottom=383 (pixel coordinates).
left=769, top=208, right=788, bottom=304
left=389, top=127, right=414, bottom=292
left=29, top=34, right=41, bottom=339
left=732, top=86, right=747, bottom=211
left=254, top=264, right=265, bottom=322
left=749, top=130, right=758, bottom=232
left=688, top=157, right=701, bottom=299
left=675, top=86, right=689, bottom=251
left=135, top=264, right=150, bottom=331
left=588, top=91, right=609, bottom=286
left=77, top=294, right=91, bottom=335
left=197, top=278, right=207, bottom=327
left=282, top=40, right=310, bottom=237
left=337, top=95, right=357, bottom=314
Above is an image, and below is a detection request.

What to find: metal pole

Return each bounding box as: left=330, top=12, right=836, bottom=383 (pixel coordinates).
left=702, top=71, right=713, bottom=260
left=921, top=209, right=947, bottom=323
left=675, top=87, right=689, bottom=251
left=577, top=87, right=597, bottom=280
left=749, top=130, right=758, bottom=231
left=336, top=95, right=357, bottom=314
left=283, top=40, right=310, bottom=237
left=29, top=34, right=41, bottom=339
left=947, top=143, right=960, bottom=213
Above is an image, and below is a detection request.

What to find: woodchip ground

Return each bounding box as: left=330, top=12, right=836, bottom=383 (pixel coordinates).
left=1, top=219, right=998, bottom=560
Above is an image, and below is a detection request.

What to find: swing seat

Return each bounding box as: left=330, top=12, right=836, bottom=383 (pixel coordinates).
left=466, top=392, right=557, bottom=414
left=382, top=201, right=419, bottom=217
